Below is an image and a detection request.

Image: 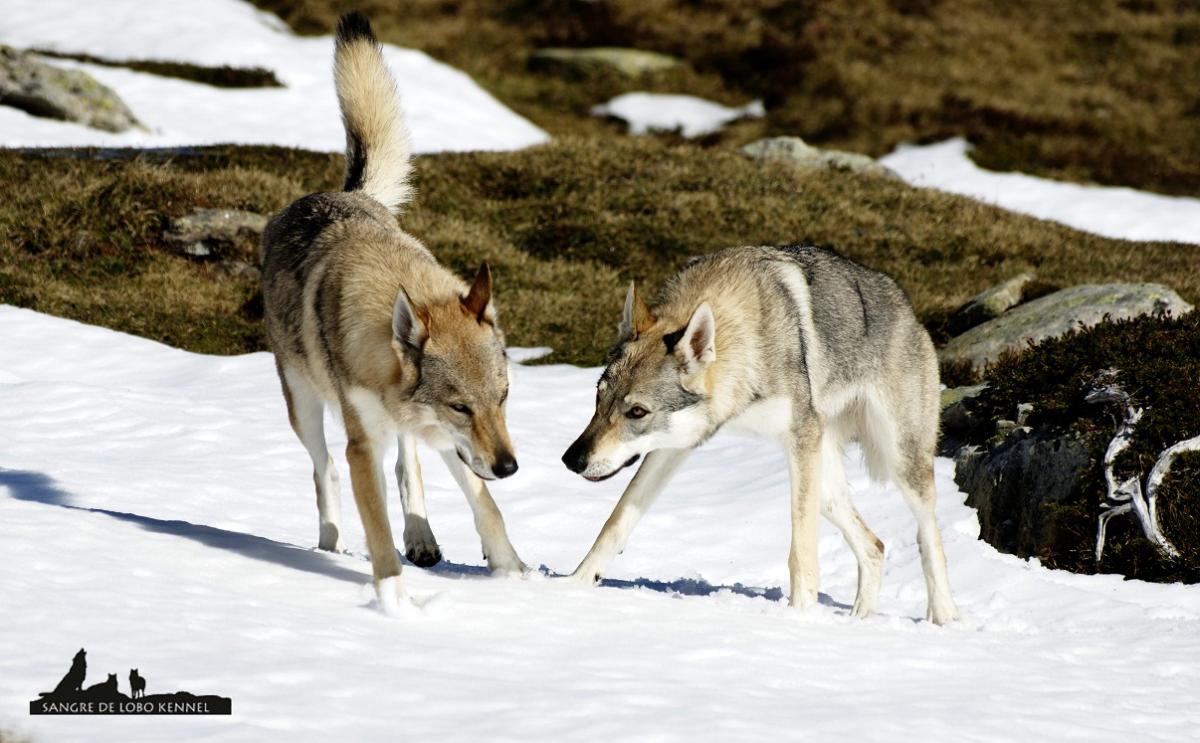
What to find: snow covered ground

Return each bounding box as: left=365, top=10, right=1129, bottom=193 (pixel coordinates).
left=592, top=92, right=764, bottom=138
left=3, top=305, right=1199, bottom=742
left=0, top=0, right=547, bottom=153
left=881, top=138, right=1200, bottom=245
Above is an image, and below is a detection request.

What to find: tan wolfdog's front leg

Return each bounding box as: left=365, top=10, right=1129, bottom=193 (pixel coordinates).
left=396, top=432, right=442, bottom=568
left=570, top=448, right=691, bottom=584
left=437, top=450, right=526, bottom=575
left=786, top=422, right=823, bottom=610
left=343, top=408, right=405, bottom=611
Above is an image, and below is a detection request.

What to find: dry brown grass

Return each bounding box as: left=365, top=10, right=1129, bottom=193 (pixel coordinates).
left=2, top=140, right=1195, bottom=364
left=248, top=0, right=1200, bottom=196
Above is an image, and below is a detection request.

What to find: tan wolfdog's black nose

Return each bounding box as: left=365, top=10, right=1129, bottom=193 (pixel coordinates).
left=494, top=453, right=518, bottom=478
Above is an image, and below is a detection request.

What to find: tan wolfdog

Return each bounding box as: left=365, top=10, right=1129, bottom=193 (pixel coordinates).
left=262, top=12, right=526, bottom=612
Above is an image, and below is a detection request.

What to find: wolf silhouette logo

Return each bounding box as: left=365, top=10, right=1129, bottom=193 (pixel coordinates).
left=29, top=648, right=231, bottom=715
left=50, top=648, right=86, bottom=695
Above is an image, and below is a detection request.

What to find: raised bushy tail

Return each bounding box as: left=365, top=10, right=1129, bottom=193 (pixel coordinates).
left=333, top=12, right=412, bottom=213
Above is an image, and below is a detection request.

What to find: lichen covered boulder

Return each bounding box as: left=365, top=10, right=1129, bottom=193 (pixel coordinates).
left=164, top=208, right=267, bottom=260
left=741, top=136, right=899, bottom=179
left=529, top=47, right=680, bottom=77
left=939, top=283, right=1192, bottom=372
left=0, top=45, right=141, bottom=132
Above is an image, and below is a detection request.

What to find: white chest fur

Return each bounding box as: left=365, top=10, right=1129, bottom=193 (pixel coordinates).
left=722, top=395, right=793, bottom=439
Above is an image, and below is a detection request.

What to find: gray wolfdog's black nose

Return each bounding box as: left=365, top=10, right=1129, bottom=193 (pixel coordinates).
left=562, top=438, right=588, bottom=474
left=493, top=454, right=518, bottom=478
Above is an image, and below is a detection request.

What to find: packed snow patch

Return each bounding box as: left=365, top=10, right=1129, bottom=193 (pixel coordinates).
left=881, top=138, right=1200, bottom=245
left=593, top=92, right=764, bottom=138
left=2, top=305, right=1199, bottom=742
left=0, top=0, right=547, bottom=152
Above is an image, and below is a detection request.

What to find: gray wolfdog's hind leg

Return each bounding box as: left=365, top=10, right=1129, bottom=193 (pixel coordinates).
left=437, top=450, right=526, bottom=575
left=343, top=408, right=405, bottom=607
left=820, top=439, right=884, bottom=618
left=569, top=448, right=691, bottom=585
left=395, top=432, right=442, bottom=567
left=897, top=458, right=960, bottom=625
left=279, top=365, right=344, bottom=552
left=786, top=422, right=823, bottom=610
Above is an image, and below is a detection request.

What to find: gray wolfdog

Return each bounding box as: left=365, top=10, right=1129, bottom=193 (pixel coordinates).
left=262, top=12, right=526, bottom=611
left=562, top=245, right=960, bottom=624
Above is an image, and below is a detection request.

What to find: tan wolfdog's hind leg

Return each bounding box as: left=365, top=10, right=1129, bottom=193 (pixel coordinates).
left=396, top=432, right=442, bottom=568
left=279, top=365, right=344, bottom=552
left=570, top=448, right=691, bottom=585
left=786, top=421, right=823, bottom=610
left=437, top=450, right=526, bottom=575
left=343, top=407, right=405, bottom=610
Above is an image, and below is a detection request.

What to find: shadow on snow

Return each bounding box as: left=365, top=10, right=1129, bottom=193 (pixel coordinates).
left=1, top=467, right=832, bottom=607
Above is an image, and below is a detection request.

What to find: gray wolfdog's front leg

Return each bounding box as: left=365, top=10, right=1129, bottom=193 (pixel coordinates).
left=437, top=450, right=526, bottom=575
left=570, top=448, right=691, bottom=584
left=343, top=409, right=405, bottom=609
left=786, top=423, right=823, bottom=610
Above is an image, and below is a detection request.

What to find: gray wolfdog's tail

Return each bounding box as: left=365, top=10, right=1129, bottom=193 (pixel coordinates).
left=334, top=12, right=412, bottom=213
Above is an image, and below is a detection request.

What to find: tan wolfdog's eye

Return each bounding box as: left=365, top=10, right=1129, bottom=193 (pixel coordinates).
left=626, top=405, right=649, bottom=420
left=450, top=403, right=473, bottom=416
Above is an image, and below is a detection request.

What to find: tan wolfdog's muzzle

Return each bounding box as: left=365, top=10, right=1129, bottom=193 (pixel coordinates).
left=470, top=411, right=518, bottom=479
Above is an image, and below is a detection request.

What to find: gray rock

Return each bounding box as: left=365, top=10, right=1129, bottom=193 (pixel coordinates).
left=955, top=429, right=1094, bottom=559
left=940, top=383, right=988, bottom=411
left=164, top=208, right=267, bottom=260
left=940, top=383, right=987, bottom=438
left=216, top=259, right=262, bottom=282
left=0, top=45, right=141, bottom=132
left=939, top=283, right=1193, bottom=371
left=741, top=136, right=900, bottom=180
left=938, top=383, right=988, bottom=456
left=947, top=272, right=1036, bottom=335
left=529, top=47, right=680, bottom=78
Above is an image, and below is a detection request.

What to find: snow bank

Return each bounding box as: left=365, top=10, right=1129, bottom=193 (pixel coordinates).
left=2, top=305, right=1198, bottom=742
left=0, top=0, right=547, bottom=153
left=881, top=138, right=1200, bottom=245
left=593, top=92, right=764, bottom=138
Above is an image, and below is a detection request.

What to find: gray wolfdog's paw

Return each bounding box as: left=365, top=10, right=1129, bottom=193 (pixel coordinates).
left=487, top=554, right=529, bottom=578
left=564, top=568, right=601, bottom=586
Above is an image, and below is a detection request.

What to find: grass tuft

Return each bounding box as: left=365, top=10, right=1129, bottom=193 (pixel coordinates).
left=249, top=0, right=1200, bottom=196
left=30, top=49, right=283, bottom=88
left=2, top=139, right=1196, bottom=365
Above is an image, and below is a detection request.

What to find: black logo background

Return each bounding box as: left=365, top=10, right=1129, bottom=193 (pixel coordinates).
left=29, top=648, right=231, bottom=715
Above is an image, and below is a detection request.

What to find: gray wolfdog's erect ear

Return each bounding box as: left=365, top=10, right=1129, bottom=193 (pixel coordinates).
left=462, top=262, right=493, bottom=321
left=618, top=281, right=656, bottom=341
left=678, top=302, right=716, bottom=372
left=393, top=289, right=428, bottom=350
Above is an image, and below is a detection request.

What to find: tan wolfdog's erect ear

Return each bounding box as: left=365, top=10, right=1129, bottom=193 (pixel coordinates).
left=618, top=281, right=656, bottom=341
left=678, top=302, right=716, bottom=372
left=462, top=262, right=493, bottom=321
left=393, top=288, right=428, bottom=350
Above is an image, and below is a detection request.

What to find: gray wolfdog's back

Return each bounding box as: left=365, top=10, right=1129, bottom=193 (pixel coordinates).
left=655, top=244, right=934, bottom=393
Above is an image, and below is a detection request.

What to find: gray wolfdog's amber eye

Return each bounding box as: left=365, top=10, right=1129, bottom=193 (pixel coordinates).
left=626, top=405, right=649, bottom=420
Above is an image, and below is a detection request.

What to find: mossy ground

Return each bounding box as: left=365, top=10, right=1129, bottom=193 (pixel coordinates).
left=3, top=140, right=1196, bottom=365
left=251, top=0, right=1200, bottom=196
left=30, top=50, right=282, bottom=88
left=965, top=313, right=1200, bottom=582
